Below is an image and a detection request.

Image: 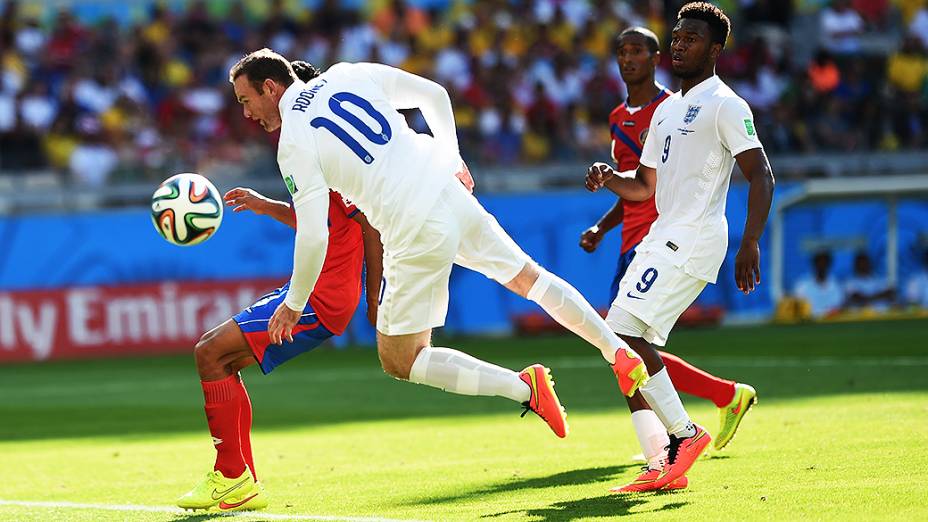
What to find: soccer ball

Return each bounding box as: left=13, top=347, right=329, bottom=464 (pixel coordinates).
left=150, top=173, right=223, bottom=246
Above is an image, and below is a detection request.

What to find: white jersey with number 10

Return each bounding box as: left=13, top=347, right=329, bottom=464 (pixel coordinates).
left=277, top=62, right=460, bottom=251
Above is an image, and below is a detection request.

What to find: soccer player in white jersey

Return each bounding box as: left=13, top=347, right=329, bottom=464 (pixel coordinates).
left=586, top=3, right=775, bottom=492
left=226, top=49, right=652, bottom=440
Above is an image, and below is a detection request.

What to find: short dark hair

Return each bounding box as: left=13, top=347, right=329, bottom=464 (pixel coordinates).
left=677, top=2, right=731, bottom=48
left=290, top=60, right=321, bottom=82
left=228, top=48, right=296, bottom=94
left=617, top=26, right=660, bottom=54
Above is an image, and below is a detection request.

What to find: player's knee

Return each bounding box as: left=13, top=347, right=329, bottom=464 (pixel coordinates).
left=505, top=262, right=541, bottom=297
left=194, top=333, right=221, bottom=373
left=621, top=337, right=663, bottom=374
left=377, top=345, right=413, bottom=380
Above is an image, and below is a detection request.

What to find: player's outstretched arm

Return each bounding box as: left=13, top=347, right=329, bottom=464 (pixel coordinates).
left=585, top=162, right=656, bottom=201
left=580, top=198, right=624, bottom=253
left=268, top=143, right=331, bottom=345
left=224, top=187, right=297, bottom=228
left=733, top=148, right=775, bottom=295
left=352, top=211, right=384, bottom=326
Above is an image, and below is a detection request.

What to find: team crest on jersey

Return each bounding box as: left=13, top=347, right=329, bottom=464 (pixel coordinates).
left=683, top=105, right=701, bottom=124
left=639, top=129, right=649, bottom=145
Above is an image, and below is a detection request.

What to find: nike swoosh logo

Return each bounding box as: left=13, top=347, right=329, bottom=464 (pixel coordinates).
left=626, top=291, right=645, bottom=300
left=731, top=402, right=743, bottom=415
left=211, top=478, right=250, bottom=500
left=219, top=492, right=259, bottom=510
left=658, top=118, right=667, bottom=125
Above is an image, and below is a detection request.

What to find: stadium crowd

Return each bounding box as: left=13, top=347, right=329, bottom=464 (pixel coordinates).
left=786, top=247, right=928, bottom=318
left=1, top=0, right=928, bottom=186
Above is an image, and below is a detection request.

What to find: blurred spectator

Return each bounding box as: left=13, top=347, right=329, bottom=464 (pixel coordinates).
left=0, top=0, right=925, bottom=182
left=843, top=251, right=895, bottom=310
left=69, top=116, right=117, bottom=187
left=820, top=0, right=864, bottom=55
left=887, top=36, right=928, bottom=94
left=852, top=0, right=890, bottom=29
left=904, top=248, right=928, bottom=307
left=734, top=59, right=785, bottom=114
left=793, top=250, right=844, bottom=318
left=808, top=49, right=841, bottom=94
left=19, top=80, right=57, bottom=131
left=908, top=6, right=928, bottom=50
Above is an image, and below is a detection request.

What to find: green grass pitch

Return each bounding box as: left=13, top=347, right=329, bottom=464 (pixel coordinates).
left=0, top=319, right=926, bottom=521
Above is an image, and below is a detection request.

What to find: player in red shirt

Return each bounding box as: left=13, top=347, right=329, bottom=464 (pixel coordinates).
left=580, top=28, right=756, bottom=491
left=176, top=62, right=384, bottom=513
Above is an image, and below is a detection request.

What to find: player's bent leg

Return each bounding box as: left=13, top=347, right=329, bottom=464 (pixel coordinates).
left=381, top=329, right=527, bottom=400
left=445, top=181, right=647, bottom=394
left=715, top=383, right=757, bottom=451
left=227, top=356, right=258, bottom=482
left=656, top=351, right=756, bottom=450
left=376, top=329, right=432, bottom=380
left=503, top=263, right=648, bottom=397
left=183, top=319, right=261, bottom=510
left=659, top=351, right=736, bottom=408
left=195, top=320, right=255, bottom=381
left=379, top=329, right=567, bottom=437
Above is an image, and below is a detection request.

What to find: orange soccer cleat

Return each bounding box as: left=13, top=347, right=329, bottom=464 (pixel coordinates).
left=610, top=468, right=689, bottom=494
left=651, top=424, right=711, bottom=489
left=612, top=347, right=650, bottom=397
left=519, top=364, right=569, bottom=438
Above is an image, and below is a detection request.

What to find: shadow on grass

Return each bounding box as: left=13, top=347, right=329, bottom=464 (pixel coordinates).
left=482, top=493, right=687, bottom=521
left=407, top=465, right=640, bottom=506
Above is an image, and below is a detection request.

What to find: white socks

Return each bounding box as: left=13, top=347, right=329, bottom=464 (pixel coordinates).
left=408, top=347, right=531, bottom=403
left=638, top=368, right=695, bottom=438
left=631, top=409, right=670, bottom=471
left=527, top=269, right=625, bottom=364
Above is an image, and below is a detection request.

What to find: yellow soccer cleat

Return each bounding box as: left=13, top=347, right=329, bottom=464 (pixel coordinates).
left=715, top=383, right=757, bottom=451
left=176, top=466, right=265, bottom=512
left=242, top=481, right=269, bottom=511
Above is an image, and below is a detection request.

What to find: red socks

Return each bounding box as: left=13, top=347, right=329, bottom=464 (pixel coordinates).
left=201, top=375, right=252, bottom=479
left=659, top=351, right=736, bottom=408
left=233, top=377, right=256, bottom=481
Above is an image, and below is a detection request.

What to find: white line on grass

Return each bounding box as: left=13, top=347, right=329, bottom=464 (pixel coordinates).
left=545, top=355, right=928, bottom=369
left=0, top=499, right=428, bottom=522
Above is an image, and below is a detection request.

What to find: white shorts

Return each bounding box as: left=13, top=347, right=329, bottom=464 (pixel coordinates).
left=377, top=181, right=532, bottom=336
left=605, top=249, right=707, bottom=346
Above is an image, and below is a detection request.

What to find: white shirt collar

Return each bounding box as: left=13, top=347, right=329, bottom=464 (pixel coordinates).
left=278, top=80, right=306, bottom=113
left=681, top=75, right=721, bottom=100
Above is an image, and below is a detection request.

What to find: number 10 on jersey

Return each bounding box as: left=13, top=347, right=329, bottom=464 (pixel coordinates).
left=311, top=92, right=392, bottom=164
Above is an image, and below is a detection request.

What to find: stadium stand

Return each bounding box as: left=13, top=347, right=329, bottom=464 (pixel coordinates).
left=1, top=0, right=928, bottom=187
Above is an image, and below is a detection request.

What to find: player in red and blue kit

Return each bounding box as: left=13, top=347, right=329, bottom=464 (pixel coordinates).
left=176, top=61, right=384, bottom=512
left=580, top=27, right=756, bottom=492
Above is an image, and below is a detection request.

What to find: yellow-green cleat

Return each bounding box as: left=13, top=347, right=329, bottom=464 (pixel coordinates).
left=177, top=466, right=266, bottom=512
left=715, top=383, right=757, bottom=450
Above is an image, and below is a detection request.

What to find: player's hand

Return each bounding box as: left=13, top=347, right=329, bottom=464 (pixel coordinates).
left=456, top=161, right=475, bottom=193
left=734, top=239, right=761, bottom=295
left=366, top=298, right=378, bottom=326
left=585, top=162, right=615, bottom=192
left=224, top=187, right=270, bottom=215
left=579, top=226, right=604, bottom=253
left=268, top=302, right=301, bottom=345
